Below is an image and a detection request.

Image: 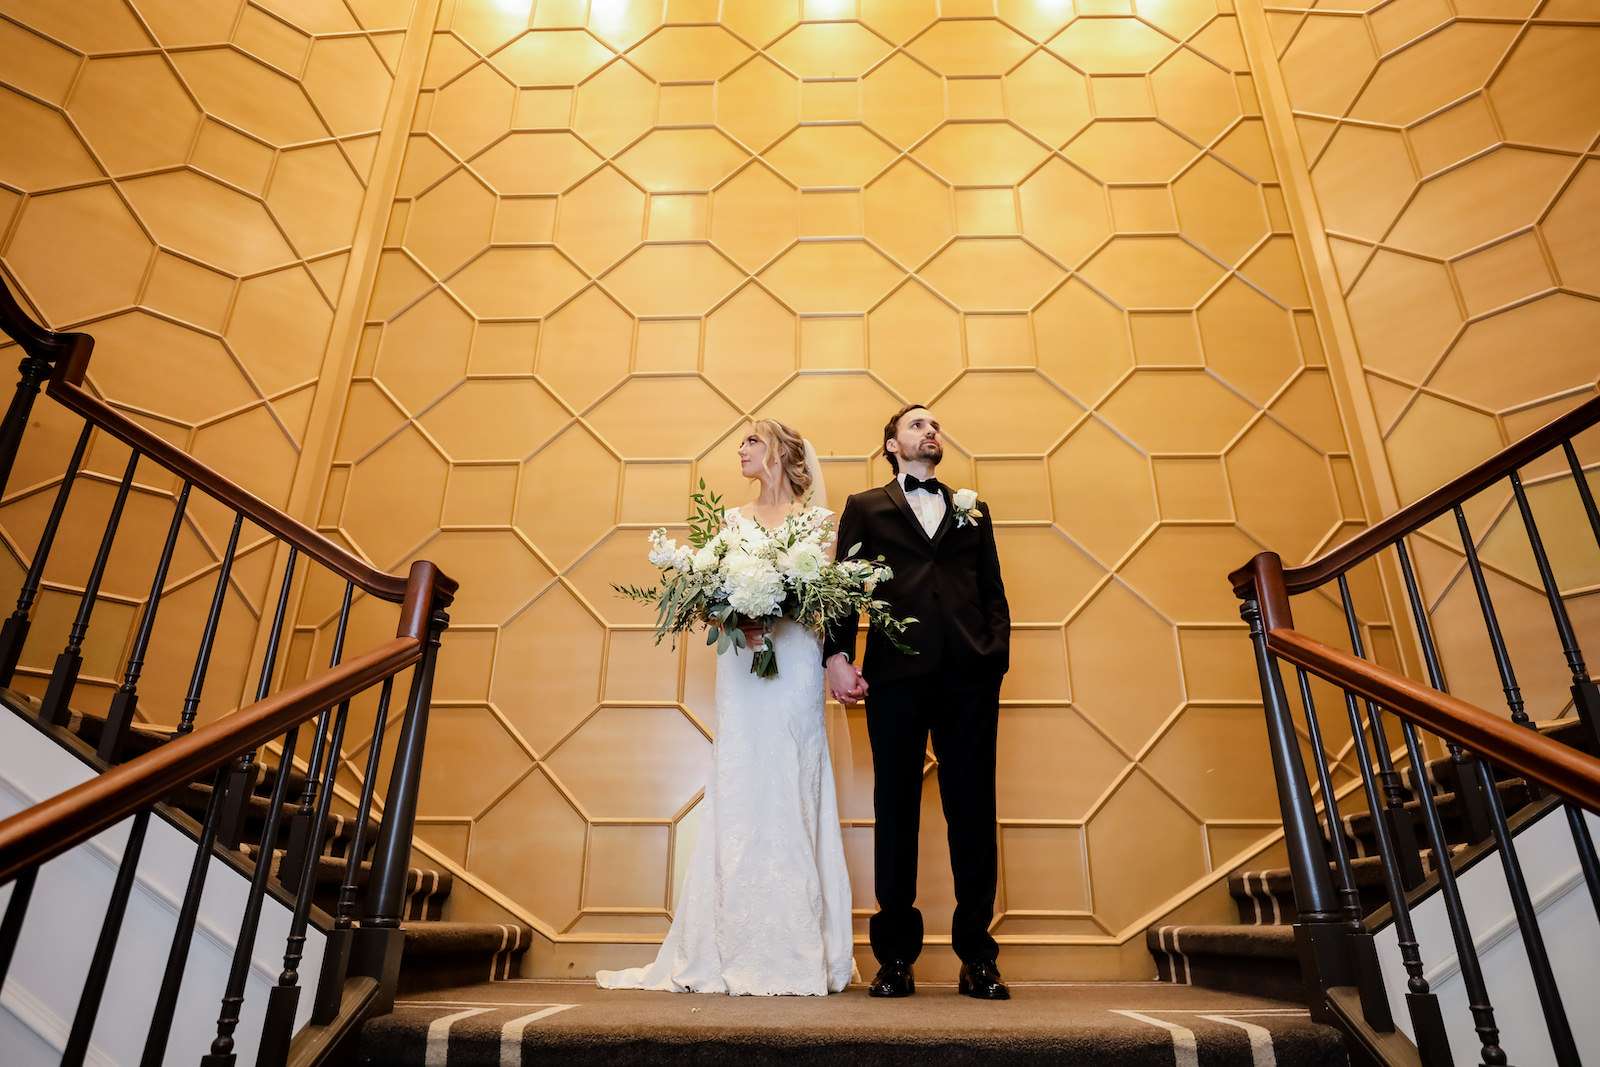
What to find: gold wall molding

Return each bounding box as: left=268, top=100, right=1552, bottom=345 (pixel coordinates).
left=308, top=0, right=1392, bottom=975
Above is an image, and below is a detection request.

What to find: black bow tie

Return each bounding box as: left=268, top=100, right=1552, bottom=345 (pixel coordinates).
left=902, top=475, right=943, bottom=495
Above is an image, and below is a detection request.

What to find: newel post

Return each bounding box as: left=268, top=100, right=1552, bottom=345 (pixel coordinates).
left=1237, top=553, right=1349, bottom=1019
left=0, top=351, right=52, bottom=497
left=0, top=276, right=83, bottom=498
left=352, top=604, right=447, bottom=1012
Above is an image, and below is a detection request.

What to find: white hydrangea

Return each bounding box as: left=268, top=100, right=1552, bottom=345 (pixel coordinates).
left=721, top=550, right=785, bottom=617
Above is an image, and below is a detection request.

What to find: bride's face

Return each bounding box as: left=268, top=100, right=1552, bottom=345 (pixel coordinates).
left=737, top=427, right=769, bottom=479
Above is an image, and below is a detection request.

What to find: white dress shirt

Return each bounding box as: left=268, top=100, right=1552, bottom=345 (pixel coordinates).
left=897, top=473, right=947, bottom=538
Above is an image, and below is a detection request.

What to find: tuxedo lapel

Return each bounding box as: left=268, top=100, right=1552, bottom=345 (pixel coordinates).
left=929, top=485, right=955, bottom=551
left=885, top=481, right=935, bottom=545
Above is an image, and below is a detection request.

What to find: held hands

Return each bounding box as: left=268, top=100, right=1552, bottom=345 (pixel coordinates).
left=826, top=653, right=868, bottom=704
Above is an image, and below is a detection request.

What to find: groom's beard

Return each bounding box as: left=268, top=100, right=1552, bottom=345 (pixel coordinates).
left=913, top=440, right=943, bottom=464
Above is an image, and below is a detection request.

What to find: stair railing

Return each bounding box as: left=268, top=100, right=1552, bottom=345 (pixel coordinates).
left=1232, top=393, right=1600, bottom=1067
left=0, top=275, right=456, bottom=1066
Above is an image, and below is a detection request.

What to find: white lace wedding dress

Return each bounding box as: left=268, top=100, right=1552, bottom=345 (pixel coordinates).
left=596, top=508, right=855, bottom=996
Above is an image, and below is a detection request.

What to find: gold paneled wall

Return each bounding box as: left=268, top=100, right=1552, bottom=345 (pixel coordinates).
left=1253, top=0, right=1600, bottom=721
left=0, top=1, right=413, bottom=722
left=314, top=0, right=1373, bottom=962
left=15, top=0, right=1586, bottom=975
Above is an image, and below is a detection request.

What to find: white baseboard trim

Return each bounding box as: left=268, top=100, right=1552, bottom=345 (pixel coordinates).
left=0, top=978, right=115, bottom=1067
left=0, top=757, right=290, bottom=989
left=1423, top=862, right=1585, bottom=988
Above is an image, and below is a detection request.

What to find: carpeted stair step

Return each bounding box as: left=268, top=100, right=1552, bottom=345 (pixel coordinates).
left=172, top=781, right=380, bottom=860
left=1230, top=846, right=1467, bottom=925
left=1331, top=777, right=1531, bottom=856
left=1146, top=923, right=1304, bottom=1002
left=395, top=923, right=533, bottom=995
left=241, top=846, right=452, bottom=921
left=1395, top=717, right=1590, bottom=798
left=357, top=979, right=1349, bottom=1066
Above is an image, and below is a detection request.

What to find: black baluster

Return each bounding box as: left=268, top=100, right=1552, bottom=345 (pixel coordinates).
left=0, top=867, right=37, bottom=987
left=61, top=809, right=150, bottom=1067
left=1453, top=504, right=1530, bottom=727
left=218, top=547, right=300, bottom=850
left=1474, top=754, right=1580, bottom=1066
left=1562, top=440, right=1600, bottom=551
left=176, top=513, right=244, bottom=736
left=1239, top=596, right=1350, bottom=1021
left=0, top=424, right=90, bottom=685
left=1338, top=575, right=1426, bottom=889
left=40, top=448, right=139, bottom=726
left=1565, top=804, right=1600, bottom=927
left=1394, top=714, right=1506, bottom=1067
left=1509, top=471, right=1600, bottom=748
left=203, top=723, right=302, bottom=1067
left=1340, top=684, right=1451, bottom=1064
left=0, top=349, right=54, bottom=497
left=1294, top=667, right=1393, bottom=1032
left=312, top=674, right=394, bottom=1024
left=259, top=687, right=353, bottom=1067
left=141, top=768, right=227, bottom=1067
left=1394, top=540, right=1494, bottom=844
left=279, top=582, right=354, bottom=892
left=356, top=609, right=447, bottom=1014
left=99, top=481, right=191, bottom=762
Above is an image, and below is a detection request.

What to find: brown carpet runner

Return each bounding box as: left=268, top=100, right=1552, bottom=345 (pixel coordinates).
left=357, top=979, right=1348, bottom=1067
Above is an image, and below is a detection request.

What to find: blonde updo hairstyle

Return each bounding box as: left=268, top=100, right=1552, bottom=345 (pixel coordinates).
left=748, top=418, right=812, bottom=501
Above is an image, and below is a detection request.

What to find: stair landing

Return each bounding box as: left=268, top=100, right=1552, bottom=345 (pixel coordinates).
left=358, top=979, right=1347, bottom=1066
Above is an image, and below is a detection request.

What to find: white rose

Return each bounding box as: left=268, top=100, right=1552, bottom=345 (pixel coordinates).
left=692, top=545, right=718, bottom=572
left=784, top=542, right=824, bottom=581
left=953, top=488, right=979, bottom=511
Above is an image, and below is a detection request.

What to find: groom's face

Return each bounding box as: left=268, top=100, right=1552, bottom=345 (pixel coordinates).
left=890, top=408, right=943, bottom=467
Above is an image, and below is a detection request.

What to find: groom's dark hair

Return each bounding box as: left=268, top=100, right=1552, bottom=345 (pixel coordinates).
left=882, top=402, right=927, bottom=474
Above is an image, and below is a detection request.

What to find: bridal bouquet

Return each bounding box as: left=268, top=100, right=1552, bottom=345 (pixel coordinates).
left=614, top=481, right=915, bottom=678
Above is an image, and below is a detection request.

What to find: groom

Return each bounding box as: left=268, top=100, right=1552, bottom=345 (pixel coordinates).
left=824, top=403, right=1011, bottom=1000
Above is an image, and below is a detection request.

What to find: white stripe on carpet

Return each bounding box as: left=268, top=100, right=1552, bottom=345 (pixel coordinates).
left=499, top=1005, right=579, bottom=1067
left=1110, top=1010, right=1199, bottom=1067
left=1201, top=1014, right=1278, bottom=1067
left=426, top=1007, right=493, bottom=1067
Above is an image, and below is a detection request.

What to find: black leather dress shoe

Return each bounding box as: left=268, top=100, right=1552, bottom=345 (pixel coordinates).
left=868, top=960, right=915, bottom=997
left=958, top=959, right=1010, bottom=1000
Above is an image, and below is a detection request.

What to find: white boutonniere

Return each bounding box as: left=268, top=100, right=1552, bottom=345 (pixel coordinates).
left=951, top=487, right=984, bottom=527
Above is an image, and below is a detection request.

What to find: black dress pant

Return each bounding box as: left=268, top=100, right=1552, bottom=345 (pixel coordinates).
left=865, top=664, right=1002, bottom=966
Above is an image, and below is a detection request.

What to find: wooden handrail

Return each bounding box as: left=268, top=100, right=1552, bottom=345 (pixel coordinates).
left=1267, top=627, right=1600, bottom=816
left=0, top=274, right=455, bottom=608
left=0, top=557, right=451, bottom=885
left=46, top=378, right=451, bottom=605
left=0, top=635, right=419, bottom=885
left=1231, top=393, right=1600, bottom=600
left=0, top=277, right=85, bottom=364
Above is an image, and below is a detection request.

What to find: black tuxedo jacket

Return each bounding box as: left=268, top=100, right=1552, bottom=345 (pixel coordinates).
left=823, top=480, right=1010, bottom=683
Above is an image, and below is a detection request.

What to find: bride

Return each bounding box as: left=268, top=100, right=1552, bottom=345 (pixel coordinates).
left=596, top=418, right=855, bottom=996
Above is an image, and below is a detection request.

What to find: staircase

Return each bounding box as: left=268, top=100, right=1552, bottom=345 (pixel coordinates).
left=23, top=696, right=536, bottom=1002
left=1146, top=719, right=1587, bottom=1005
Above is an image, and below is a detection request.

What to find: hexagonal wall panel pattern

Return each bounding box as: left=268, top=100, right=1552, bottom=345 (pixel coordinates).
left=0, top=1, right=410, bottom=725
left=1267, top=1, right=1600, bottom=720
left=309, top=0, right=1372, bottom=952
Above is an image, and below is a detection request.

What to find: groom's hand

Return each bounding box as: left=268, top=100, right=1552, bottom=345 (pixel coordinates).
left=826, top=654, right=868, bottom=704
